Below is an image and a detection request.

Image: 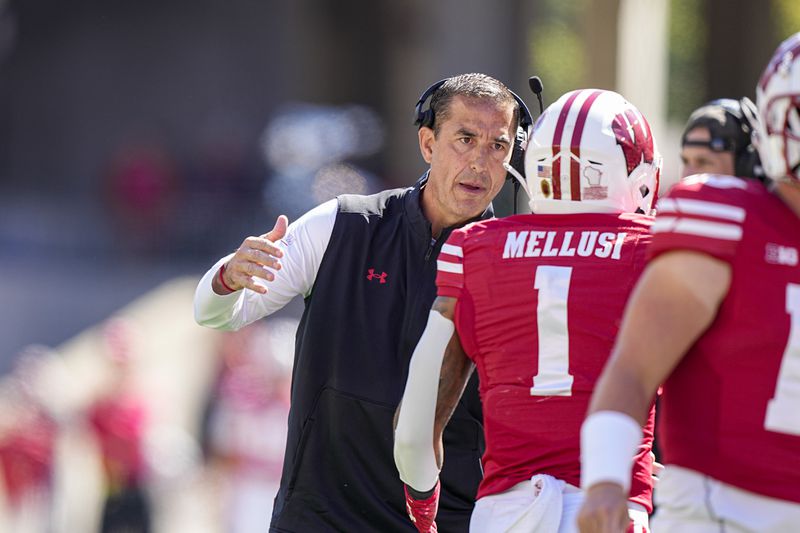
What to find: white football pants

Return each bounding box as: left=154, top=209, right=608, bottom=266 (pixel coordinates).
left=652, top=465, right=800, bottom=533
left=470, top=474, right=649, bottom=533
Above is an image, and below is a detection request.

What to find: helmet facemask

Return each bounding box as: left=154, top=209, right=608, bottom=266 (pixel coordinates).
left=754, top=32, right=800, bottom=183
left=758, top=94, right=800, bottom=181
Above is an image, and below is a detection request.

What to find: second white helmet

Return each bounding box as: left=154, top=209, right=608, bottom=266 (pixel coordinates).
left=751, top=32, right=800, bottom=183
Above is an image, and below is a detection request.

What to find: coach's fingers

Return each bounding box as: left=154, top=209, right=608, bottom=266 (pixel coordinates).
left=226, top=263, right=268, bottom=294
left=241, top=235, right=284, bottom=260
left=234, top=258, right=279, bottom=283
left=240, top=247, right=282, bottom=271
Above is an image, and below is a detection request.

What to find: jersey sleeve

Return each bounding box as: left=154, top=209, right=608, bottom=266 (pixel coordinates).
left=649, top=175, right=748, bottom=263
left=436, top=229, right=466, bottom=299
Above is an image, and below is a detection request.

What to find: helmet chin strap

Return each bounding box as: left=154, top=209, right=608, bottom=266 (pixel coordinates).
left=503, top=163, right=535, bottom=214
left=503, top=162, right=530, bottom=196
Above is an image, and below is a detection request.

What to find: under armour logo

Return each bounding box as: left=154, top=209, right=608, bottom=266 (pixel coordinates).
left=366, top=268, right=388, bottom=284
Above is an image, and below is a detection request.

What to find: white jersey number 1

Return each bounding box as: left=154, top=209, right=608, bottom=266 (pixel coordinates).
left=530, top=265, right=574, bottom=396
left=765, top=283, right=800, bottom=436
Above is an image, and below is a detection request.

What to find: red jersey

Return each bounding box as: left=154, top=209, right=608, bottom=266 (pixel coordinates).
left=0, top=409, right=56, bottom=505
left=649, top=174, right=800, bottom=503
left=89, top=394, right=148, bottom=488
left=437, top=212, right=655, bottom=509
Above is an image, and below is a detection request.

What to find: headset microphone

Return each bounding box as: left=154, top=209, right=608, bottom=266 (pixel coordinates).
left=529, top=76, right=544, bottom=115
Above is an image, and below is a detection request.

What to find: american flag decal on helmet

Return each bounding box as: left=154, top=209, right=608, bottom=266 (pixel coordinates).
left=537, top=164, right=551, bottom=178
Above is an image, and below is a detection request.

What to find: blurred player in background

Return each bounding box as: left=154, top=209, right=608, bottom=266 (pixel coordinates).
left=203, top=321, right=292, bottom=533
left=578, top=32, right=800, bottom=533
left=679, top=97, right=762, bottom=180
left=0, top=345, right=59, bottom=533
left=88, top=318, right=152, bottom=533
left=394, top=89, right=661, bottom=533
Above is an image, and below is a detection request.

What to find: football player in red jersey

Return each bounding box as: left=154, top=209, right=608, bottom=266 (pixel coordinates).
left=393, top=89, right=661, bottom=533
left=578, top=32, right=800, bottom=533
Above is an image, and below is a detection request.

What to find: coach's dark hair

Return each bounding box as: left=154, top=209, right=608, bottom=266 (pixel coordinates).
left=417, top=74, right=521, bottom=137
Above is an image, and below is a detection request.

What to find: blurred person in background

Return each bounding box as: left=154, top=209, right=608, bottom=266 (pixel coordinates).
left=578, top=32, right=800, bottom=533
left=203, top=321, right=292, bottom=533
left=258, top=103, right=386, bottom=222
left=177, top=112, right=266, bottom=255
left=0, top=345, right=59, bottom=533
left=394, top=89, right=660, bottom=533
left=88, top=318, right=152, bottom=533
left=195, top=73, right=532, bottom=532
left=104, top=140, right=181, bottom=255
left=679, top=98, right=762, bottom=180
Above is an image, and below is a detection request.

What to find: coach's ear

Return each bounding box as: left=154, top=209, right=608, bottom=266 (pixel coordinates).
left=419, top=126, right=435, bottom=164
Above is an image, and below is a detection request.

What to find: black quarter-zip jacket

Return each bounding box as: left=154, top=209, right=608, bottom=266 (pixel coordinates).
left=270, top=175, right=490, bottom=532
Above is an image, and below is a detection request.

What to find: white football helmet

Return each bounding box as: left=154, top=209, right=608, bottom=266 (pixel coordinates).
left=750, top=32, right=800, bottom=182
left=508, top=89, right=661, bottom=214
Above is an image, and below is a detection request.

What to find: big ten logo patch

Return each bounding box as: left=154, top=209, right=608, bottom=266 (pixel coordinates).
left=765, top=243, right=799, bottom=266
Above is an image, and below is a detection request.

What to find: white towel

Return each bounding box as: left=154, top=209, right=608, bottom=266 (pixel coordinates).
left=470, top=474, right=567, bottom=533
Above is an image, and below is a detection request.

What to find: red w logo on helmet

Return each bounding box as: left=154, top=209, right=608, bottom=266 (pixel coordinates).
left=611, top=108, right=655, bottom=176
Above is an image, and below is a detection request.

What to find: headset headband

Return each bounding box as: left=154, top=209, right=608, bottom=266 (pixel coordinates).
left=414, top=78, right=533, bottom=131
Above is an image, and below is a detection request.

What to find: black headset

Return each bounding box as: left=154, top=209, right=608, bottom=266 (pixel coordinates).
left=413, top=78, right=535, bottom=182
left=716, top=98, right=763, bottom=179
left=683, top=98, right=763, bottom=180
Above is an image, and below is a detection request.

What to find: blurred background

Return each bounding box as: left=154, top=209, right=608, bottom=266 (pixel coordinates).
left=0, top=0, right=797, bottom=531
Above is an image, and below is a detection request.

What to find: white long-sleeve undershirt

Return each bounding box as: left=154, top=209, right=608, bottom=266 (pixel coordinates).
left=193, top=199, right=337, bottom=331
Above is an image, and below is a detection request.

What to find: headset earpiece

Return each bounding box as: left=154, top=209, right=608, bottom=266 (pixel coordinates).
left=413, top=79, right=446, bottom=130
left=507, top=89, right=533, bottom=183
left=735, top=145, right=761, bottom=179
left=707, top=98, right=763, bottom=180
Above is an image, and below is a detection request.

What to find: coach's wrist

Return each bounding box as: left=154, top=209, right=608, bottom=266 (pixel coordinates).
left=214, top=263, right=238, bottom=294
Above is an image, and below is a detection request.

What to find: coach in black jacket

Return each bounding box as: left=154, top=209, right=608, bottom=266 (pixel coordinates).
left=194, top=73, right=523, bottom=532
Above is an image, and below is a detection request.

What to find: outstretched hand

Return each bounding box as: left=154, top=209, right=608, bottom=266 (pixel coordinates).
left=215, top=215, right=288, bottom=294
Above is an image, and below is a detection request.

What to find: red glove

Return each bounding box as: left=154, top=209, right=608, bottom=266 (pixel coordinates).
left=404, top=480, right=440, bottom=533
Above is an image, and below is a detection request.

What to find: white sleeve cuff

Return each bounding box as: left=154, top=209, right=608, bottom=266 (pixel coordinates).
left=193, top=254, right=244, bottom=330
left=580, top=411, right=642, bottom=492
